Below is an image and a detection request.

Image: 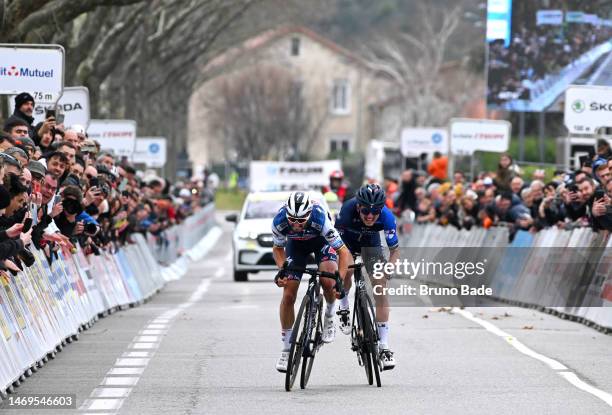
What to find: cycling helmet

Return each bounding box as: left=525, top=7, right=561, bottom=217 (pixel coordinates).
left=356, top=184, right=386, bottom=208
left=286, top=191, right=314, bottom=218
left=329, top=170, right=344, bottom=180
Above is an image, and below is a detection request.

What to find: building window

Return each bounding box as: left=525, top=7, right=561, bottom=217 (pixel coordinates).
left=331, top=79, right=351, bottom=115
left=329, top=135, right=351, bottom=154
left=291, top=37, right=300, bottom=56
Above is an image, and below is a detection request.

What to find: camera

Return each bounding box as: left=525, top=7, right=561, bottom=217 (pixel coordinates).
left=84, top=223, right=99, bottom=235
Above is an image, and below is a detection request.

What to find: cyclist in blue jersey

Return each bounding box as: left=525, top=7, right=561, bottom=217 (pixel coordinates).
left=334, top=183, right=399, bottom=370
left=271, top=191, right=352, bottom=373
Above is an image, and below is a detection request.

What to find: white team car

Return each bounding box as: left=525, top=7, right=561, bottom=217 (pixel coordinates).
left=225, top=191, right=329, bottom=282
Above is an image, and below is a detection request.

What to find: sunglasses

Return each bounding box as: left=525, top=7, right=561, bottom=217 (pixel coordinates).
left=359, top=207, right=382, bottom=216
left=287, top=215, right=309, bottom=224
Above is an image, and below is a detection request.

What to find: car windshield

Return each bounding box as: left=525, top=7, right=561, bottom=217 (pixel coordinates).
left=244, top=200, right=284, bottom=219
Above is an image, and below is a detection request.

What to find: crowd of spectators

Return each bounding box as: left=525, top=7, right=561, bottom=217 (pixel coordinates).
left=487, top=15, right=612, bottom=105
left=0, top=92, right=212, bottom=275
left=387, top=142, right=612, bottom=239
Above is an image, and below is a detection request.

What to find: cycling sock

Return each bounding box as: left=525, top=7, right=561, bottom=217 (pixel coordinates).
left=339, top=295, right=349, bottom=310
left=377, top=321, right=389, bottom=348
left=325, top=301, right=336, bottom=317
left=282, top=328, right=292, bottom=351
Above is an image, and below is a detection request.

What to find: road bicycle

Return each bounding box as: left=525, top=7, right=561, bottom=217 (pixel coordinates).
left=284, top=266, right=345, bottom=392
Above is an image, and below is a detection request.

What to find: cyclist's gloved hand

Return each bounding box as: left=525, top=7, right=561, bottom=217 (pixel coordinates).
left=274, top=268, right=288, bottom=287
left=333, top=270, right=346, bottom=299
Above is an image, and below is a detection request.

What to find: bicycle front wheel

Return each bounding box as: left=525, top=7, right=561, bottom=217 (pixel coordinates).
left=363, top=293, right=381, bottom=387
left=354, top=298, right=373, bottom=385
left=300, top=295, right=322, bottom=389
left=285, top=295, right=309, bottom=392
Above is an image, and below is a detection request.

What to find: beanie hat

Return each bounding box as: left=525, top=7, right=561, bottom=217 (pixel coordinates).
left=14, top=92, right=34, bottom=109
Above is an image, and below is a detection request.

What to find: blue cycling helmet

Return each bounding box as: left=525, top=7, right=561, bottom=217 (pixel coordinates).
left=356, top=183, right=386, bottom=208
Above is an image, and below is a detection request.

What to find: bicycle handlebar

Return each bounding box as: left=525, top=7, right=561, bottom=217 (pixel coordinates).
left=283, top=266, right=346, bottom=299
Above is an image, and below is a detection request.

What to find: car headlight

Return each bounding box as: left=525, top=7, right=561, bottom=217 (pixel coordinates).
left=237, top=229, right=259, bottom=240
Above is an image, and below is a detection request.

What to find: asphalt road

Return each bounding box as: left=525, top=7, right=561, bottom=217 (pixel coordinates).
left=3, top=218, right=612, bottom=415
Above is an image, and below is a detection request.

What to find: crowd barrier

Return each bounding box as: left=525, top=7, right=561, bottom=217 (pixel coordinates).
left=400, top=225, right=612, bottom=332
left=0, top=204, right=217, bottom=397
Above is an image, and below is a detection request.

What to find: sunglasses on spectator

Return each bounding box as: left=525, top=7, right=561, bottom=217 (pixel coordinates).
left=287, top=215, right=309, bottom=224
left=359, top=207, right=382, bottom=216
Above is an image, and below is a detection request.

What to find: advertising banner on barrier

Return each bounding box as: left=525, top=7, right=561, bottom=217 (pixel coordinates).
left=87, top=119, right=137, bottom=158
left=7, top=86, right=90, bottom=128
left=536, top=10, right=563, bottom=26
left=132, top=137, right=167, bottom=168
left=400, top=128, right=448, bottom=156
left=449, top=118, right=511, bottom=155
left=564, top=85, right=612, bottom=134
left=0, top=44, right=64, bottom=103
left=249, top=160, right=341, bottom=191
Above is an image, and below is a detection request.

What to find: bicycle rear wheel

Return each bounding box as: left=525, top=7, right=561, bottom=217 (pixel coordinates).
left=285, top=295, right=309, bottom=392
left=300, top=295, right=322, bottom=389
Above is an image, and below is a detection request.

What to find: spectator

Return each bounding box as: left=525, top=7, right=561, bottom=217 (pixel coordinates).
left=4, top=93, right=36, bottom=139
left=5, top=118, right=30, bottom=141
left=427, top=152, right=448, bottom=181
left=494, top=153, right=516, bottom=192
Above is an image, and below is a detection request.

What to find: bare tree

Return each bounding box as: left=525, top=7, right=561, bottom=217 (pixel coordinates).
left=205, top=65, right=326, bottom=161
left=363, top=4, right=481, bottom=135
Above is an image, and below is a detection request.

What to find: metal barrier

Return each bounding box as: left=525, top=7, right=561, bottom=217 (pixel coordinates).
left=400, top=224, right=611, bottom=332
left=0, top=204, right=216, bottom=396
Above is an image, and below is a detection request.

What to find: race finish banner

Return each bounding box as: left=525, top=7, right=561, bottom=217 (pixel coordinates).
left=7, top=86, right=90, bottom=128
left=249, top=160, right=341, bottom=192
left=400, top=128, right=448, bottom=156
left=449, top=118, right=511, bottom=155
left=132, top=137, right=167, bottom=168
left=87, top=120, right=137, bottom=158
left=564, top=85, right=612, bottom=134
left=0, top=44, right=64, bottom=104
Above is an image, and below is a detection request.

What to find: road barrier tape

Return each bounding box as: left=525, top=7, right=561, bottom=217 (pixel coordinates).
left=0, top=204, right=216, bottom=396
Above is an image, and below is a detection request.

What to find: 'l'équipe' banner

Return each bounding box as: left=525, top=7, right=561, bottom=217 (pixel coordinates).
left=0, top=44, right=64, bottom=104
left=249, top=160, right=341, bottom=192
left=7, top=86, right=90, bottom=129
left=449, top=118, right=511, bottom=155
left=87, top=119, right=137, bottom=159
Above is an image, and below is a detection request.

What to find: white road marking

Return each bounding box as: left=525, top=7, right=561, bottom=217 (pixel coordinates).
left=102, top=377, right=140, bottom=386
left=453, top=308, right=612, bottom=408
left=141, top=329, right=164, bottom=335
left=107, top=367, right=145, bottom=376
left=79, top=227, right=223, bottom=414
left=92, top=388, right=131, bottom=398
left=122, top=351, right=151, bottom=358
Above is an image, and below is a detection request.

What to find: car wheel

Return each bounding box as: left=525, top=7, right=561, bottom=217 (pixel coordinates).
left=234, top=270, right=248, bottom=282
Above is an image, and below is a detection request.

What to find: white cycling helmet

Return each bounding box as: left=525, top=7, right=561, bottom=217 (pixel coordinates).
left=286, top=191, right=313, bottom=218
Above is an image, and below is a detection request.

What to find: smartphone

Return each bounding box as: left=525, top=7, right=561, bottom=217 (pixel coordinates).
left=45, top=108, right=56, bottom=119
left=56, top=113, right=65, bottom=124
left=53, top=194, right=62, bottom=205
left=594, top=188, right=605, bottom=200
left=23, top=218, right=33, bottom=232
left=90, top=177, right=99, bottom=187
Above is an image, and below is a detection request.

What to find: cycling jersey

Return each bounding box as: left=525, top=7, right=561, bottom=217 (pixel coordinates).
left=272, top=203, right=344, bottom=281
left=335, top=197, right=399, bottom=253
left=272, top=204, right=344, bottom=250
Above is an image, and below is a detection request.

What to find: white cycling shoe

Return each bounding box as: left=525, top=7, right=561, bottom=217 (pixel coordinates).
left=321, top=315, right=336, bottom=343
left=379, top=347, right=396, bottom=370
left=337, top=308, right=351, bottom=335
left=276, top=351, right=289, bottom=373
